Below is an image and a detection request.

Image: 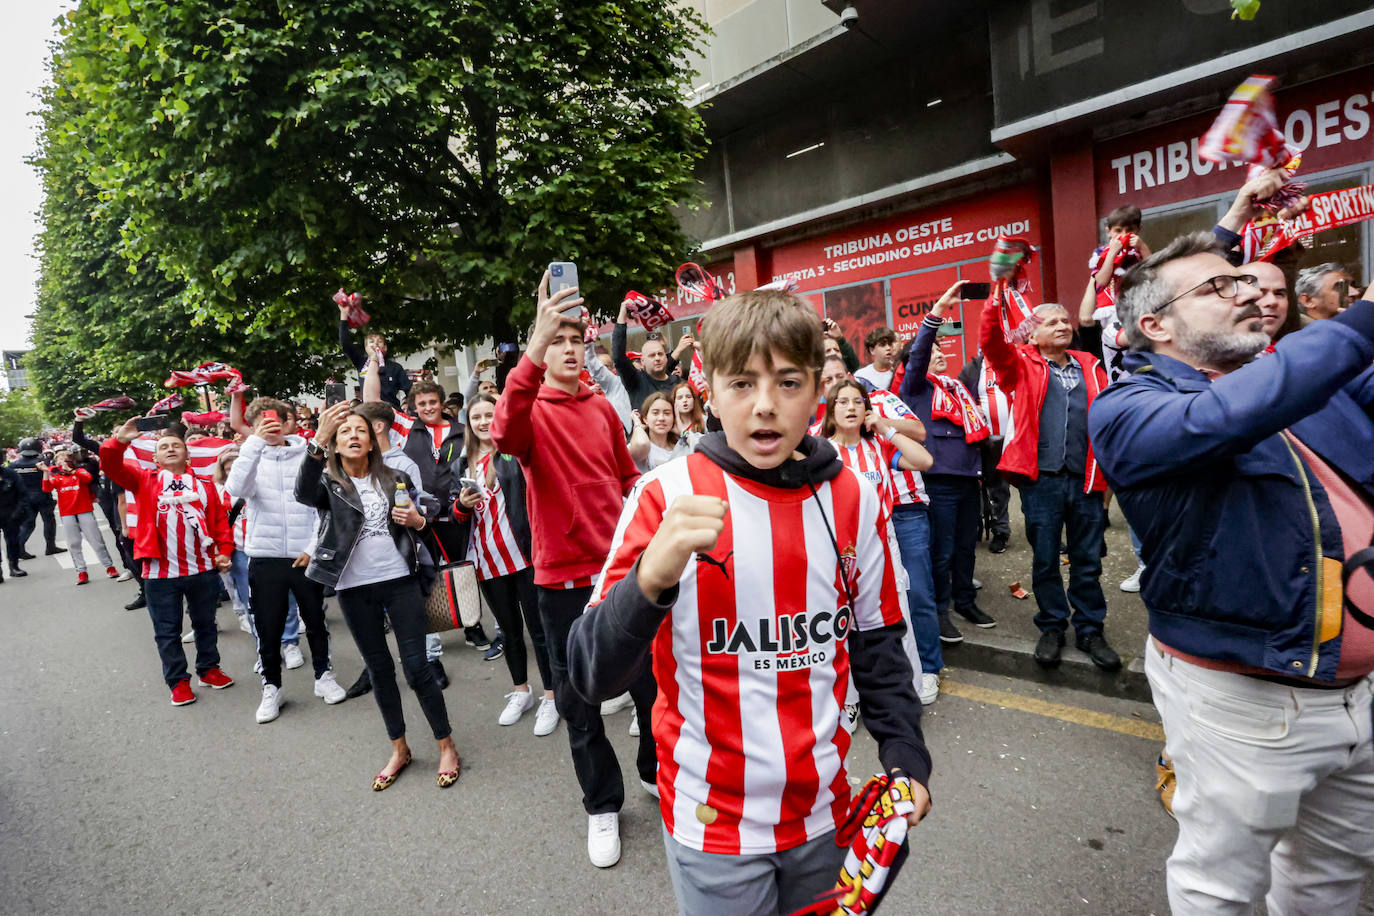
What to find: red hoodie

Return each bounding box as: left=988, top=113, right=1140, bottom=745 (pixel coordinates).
left=492, top=354, right=640, bottom=587
left=42, top=468, right=95, bottom=516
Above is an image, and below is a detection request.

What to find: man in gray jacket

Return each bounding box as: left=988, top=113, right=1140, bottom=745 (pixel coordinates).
left=226, top=397, right=346, bottom=724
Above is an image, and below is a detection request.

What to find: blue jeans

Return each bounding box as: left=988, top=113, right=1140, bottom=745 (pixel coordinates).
left=1017, top=473, right=1108, bottom=638
left=891, top=507, right=942, bottom=675
left=145, top=570, right=221, bottom=688
left=924, top=474, right=981, bottom=614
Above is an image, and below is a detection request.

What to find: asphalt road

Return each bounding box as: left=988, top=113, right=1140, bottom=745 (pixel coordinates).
left=0, top=522, right=1224, bottom=915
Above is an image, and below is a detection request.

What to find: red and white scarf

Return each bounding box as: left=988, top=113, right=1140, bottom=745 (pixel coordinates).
left=928, top=374, right=989, bottom=444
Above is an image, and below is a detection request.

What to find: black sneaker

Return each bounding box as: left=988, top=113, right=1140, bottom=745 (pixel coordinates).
left=1077, top=634, right=1122, bottom=672
left=9, top=566, right=27, bottom=578
left=1034, top=630, right=1065, bottom=667
left=464, top=623, right=493, bottom=651
left=483, top=634, right=505, bottom=662
left=44, top=545, right=66, bottom=555
left=988, top=535, right=1008, bottom=554
left=124, top=594, right=147, bottom=611
left=345, top=669, right=373, bottom=699
left=955, top=605, right=997, bottom=628
left=428, top=659, right=450, bottom=690
left=19, top=551, right=36, bottom=560
left=938, top=613, right=964, bottom=644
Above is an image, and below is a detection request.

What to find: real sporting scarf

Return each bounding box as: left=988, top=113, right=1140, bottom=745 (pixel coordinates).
left=623, top=290, right=674, bottom=331
left=151, top=392, right=185, bottom=413
left=1199, top=74, right=1305, bottom=211
left=164, top=361, right=243, bottom=389
left=988, top=234, right=1041, bottom=344
left=74, top=396, right=137, bottom=422
left=333, top=288, right=371, bottom=328
left=928, top=374, right=989, bottom=443
left=1090, top=242, right=1143, bottom=308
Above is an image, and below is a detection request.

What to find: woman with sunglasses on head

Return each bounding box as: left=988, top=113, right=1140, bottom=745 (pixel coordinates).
left=295, top=401, right=460, bottom=790
left=443, top=393, right=559, bottom=736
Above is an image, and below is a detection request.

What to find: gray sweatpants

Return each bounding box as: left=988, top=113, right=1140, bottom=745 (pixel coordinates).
left=662, top=824, right=845, bottom=916
left=62, top=512, right=113, bottom=573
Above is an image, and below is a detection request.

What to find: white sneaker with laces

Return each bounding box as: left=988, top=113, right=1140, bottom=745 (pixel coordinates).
left=181, top=629, right=195, bottom=644
left=587, top=813, right=621, bottom=868
left=533, top=697, right=560, bottom=736
left=600, top=692, right=632, bottom=716
left=628, top=709, right=640, bottom=737
left=256, top=685, right=282, bottom=724
left=842, top=703, right=860, bottom=734
left=1121, top=563, right=1146, bottom=593
left=238, top=614, right=253, bottom=634
left=314, top=671, right=346, bottom=704
left=918, top=673, right=940, bottom=706
left=116, top=570, right=134, bottom=582
left=283, top=643, right=305, bottom=669
left=499, top=689, right=535, bottom=726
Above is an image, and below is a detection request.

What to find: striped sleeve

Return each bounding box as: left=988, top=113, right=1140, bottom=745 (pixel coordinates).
left=590, top=472, right=669, bottom=609
left=849, top=468, right=904, bottom=631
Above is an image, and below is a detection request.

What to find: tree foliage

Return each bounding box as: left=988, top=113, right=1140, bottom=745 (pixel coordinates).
left=42, top=0, right=709, bottom=361
left=0, top=388, right=52, bottom=449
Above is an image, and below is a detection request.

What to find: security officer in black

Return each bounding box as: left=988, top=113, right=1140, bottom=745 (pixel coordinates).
left=10, top=438, right=65, bottom=558
left=0, top=463, right=25, bottom=579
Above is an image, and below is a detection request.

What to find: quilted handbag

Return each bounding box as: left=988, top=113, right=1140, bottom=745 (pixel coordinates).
left=424, top=559, right=482, bottom=633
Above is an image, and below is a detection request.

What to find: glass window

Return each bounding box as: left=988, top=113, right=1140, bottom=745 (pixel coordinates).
left=1136, top=201, right=1223, bottom=253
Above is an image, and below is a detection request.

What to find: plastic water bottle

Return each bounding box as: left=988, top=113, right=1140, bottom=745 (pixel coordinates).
left=393, top=481, right=411, bottom=509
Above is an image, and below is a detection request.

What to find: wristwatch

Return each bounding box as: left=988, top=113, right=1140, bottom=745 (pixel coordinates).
left=306, top=441, right=326, bottom=459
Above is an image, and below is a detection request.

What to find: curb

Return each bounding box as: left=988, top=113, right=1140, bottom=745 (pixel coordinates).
left=940, top=629, right=1152, bottom=703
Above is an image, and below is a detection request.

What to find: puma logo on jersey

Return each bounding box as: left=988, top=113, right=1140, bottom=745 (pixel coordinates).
left=696, top=550, right=733, bottom=580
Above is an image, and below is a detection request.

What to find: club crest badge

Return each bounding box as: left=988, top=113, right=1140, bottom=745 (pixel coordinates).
left=839, top=545, right=859, bottom=594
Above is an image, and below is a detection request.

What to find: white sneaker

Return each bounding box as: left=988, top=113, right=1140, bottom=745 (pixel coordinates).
left=181, top=629, right=195, bottom=643
left=973, top=577, right=983, bottom=589
left=1120, top=564, right=1145, bottom=593
left=628, top=709, right=640, bottom=737
left=640, top=778, right=660, bottom=799
left=283, top=644, right=305, bottom=669
left=918, top=673, right=940, bottom=706
left=116, top=569, right=134, bottom=582
left=600, top=692, right=632, bottom=715
left=587, top=813, right=621, bottom=868
left=842, top=703, right=860, bottom=734
left=499, top=689, right=535, bottom=726
left=533, top=697, right=560, bottom=736
left=313, top=671, right=346, bottom=704
left=238, top=614, right=253, bottom=634
left=255, top=685, right=282, bottom=724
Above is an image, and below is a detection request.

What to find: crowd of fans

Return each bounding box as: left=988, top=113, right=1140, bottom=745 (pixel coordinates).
left=2, top=162, right=1372, bottom=915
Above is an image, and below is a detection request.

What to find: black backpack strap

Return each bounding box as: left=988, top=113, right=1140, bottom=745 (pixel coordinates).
left=1342, top=546, right=1374, bottom=631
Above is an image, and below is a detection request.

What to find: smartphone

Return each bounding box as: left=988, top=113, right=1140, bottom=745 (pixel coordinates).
left=135, top=415, right=170, bottom=433
left=459, top=477, right=482, bottom=494
left=960, top=282, right=992, bottom=300
left=261, top=409, right=279, bottom=423
left=549, top=261, right=582, bottom=318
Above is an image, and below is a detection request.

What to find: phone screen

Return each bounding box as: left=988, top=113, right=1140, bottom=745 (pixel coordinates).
left=960, top=282, right=992, bottom=300
left=135, top=416, right=169, bottom=433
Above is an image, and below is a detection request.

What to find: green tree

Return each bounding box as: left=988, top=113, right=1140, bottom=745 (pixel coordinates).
left=0, top=389, right=52, bottom=449
left=48, top=0, right=708, bottom=353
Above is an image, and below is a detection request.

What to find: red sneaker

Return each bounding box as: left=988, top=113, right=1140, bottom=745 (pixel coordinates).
left=76, top=571, right=90, bottom=585
left=170, top=679, right=197, bottom=706
left=105, top=566, right=119, bottom=579
left=196, top=667, right=234, bottom=689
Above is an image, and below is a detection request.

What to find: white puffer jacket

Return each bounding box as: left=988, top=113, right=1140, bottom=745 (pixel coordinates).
left=224, top=434, right=319, bottom=558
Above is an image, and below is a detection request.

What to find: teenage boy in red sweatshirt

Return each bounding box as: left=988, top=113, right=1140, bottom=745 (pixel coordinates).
left=102, top=422, right=236, bottom=706
left=567, top=289, right=932, bottom=914
left=491, top=272, right=650, bottom=869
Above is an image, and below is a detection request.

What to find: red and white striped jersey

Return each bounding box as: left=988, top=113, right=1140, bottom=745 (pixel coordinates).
left=590, top=452, right=905, bottom=855
left=391, top=413, right=451, bottom=462
left=142, top=471, right=217, bottom=580
left=830, top=436, right=899, bottom=514
left=976, top=361, right=1014, bottom=440
left=464, top=453, right=530, bottom=581
left=127, top=435, right=236, bottom=480
left=215, top=482, right=248, bottom=552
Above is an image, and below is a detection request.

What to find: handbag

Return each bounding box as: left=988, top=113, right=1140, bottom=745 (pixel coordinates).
left=424, top=558, right=483, bottom=633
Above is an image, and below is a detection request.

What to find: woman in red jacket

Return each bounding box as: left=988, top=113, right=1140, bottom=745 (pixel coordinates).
left=42, top=450, right=118, bottom=586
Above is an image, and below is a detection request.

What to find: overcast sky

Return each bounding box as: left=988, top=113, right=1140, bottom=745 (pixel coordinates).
left=1, top=1, right=70, bottom=353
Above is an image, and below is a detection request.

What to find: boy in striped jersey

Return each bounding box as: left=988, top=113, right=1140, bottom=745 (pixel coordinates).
left=569, top=289, right=931, bottom=914
left=102, top=421, right=236, bottom=707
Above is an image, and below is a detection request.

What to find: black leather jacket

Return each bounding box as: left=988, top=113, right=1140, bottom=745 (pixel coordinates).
left=293, top=450, right=430, bottom=589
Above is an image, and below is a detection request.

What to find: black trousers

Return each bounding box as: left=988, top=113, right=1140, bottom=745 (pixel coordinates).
left=119, top=534, right=143, bottom=585
left=18, top=498, right=57, bottom=552
left=538, top=584, right=657, bottom=814
left=336, top=575, right=451, bottom=742
left=248, top=557, right=330, bottom=687
left=0, top=513, right=21, bottom=570
left=979, top=437, right=1012, bottom=541
left=97, top=487, right=121, bottom=538
left=480, top=567, right=553, bottom=691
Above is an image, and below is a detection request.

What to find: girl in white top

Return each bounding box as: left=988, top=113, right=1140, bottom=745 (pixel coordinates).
left=822, top=379, right=933, bottom=513
left=671, top=381, right=706, bottom=451
left=629, top=391, right=693, bottom=473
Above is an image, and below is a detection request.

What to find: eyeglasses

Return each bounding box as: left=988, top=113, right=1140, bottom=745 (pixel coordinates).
left=1154, top=274, right=1258, bottom=313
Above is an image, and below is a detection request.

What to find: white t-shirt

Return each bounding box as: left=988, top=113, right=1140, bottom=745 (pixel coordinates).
left=336, top=475, right=411, bottom=590
left=854, top=363, right=895, bottom=392
left=1092, top=305, right=1129, bottom=384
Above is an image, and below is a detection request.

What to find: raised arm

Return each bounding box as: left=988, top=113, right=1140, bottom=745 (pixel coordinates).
left=978, top=294, right=1022, bottom=390
left=362, top=348, right=383, bottom=403
left=586, top=343, right=632, bottom=434
left=99, top=421, right=144, bottom=493
left=338, top=319, right=365, bottom=370
left=611, top=301, right=639, bottom=381
left=1090, top=300, right=1374, bottom=487
left=228, top=389, right=251, bottom=438
left=71, top=418, right=102, bottom=452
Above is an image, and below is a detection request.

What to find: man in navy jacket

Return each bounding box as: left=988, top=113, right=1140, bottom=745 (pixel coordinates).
left=1090, top=231, right=1374, bottom=913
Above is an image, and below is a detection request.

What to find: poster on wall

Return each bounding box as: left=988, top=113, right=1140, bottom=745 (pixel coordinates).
left=823, top=282, right=886, bottom=360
